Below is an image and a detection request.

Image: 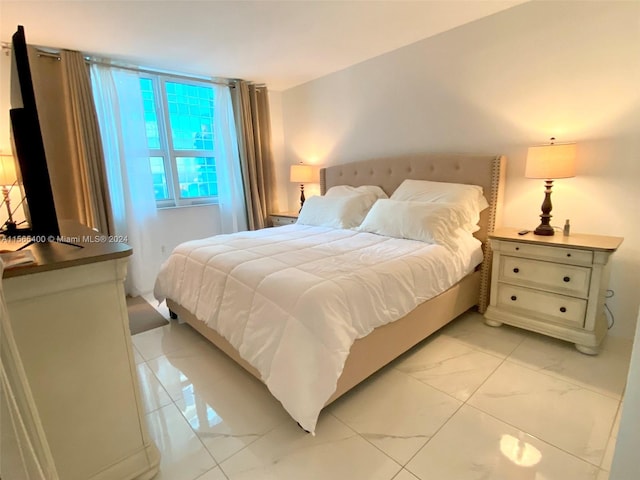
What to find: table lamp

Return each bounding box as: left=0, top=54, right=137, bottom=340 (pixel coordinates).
left=0, top=153, right=18, bottom=235
left=290, top=163, right=319, bottom=211
left=525, top=138, right=576, bottom=236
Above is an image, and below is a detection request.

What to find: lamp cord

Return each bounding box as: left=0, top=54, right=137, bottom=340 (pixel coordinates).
left=605, top=290, right=615, bottom=329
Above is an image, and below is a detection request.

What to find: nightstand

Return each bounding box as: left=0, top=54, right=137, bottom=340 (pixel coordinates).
left=269, top=212, right=299, bottom=227
left=484, top=227, right=623, bottom=355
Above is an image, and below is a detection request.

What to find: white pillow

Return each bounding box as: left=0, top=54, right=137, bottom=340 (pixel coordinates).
left=296, top=194, right=376, bottom=229
left=390, top=179, right=489, bottom=231
left=325, top=185, right=388, bottom=200
left=356, top=199, right=467, bottom=251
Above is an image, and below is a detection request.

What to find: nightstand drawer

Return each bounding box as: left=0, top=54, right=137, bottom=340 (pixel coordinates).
left=270, top=215, right=298, bottom=226
left=500, top=256, right=592, bottom=297
left=500, top=241, right=593, bottom=264
left=496, top=284, right=586, bottom=328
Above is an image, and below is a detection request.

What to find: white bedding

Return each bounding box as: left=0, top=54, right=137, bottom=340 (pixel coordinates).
left=154, top=224, right=483, bottom=433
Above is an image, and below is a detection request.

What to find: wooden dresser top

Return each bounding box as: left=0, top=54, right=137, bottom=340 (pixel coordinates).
left=1, top=221, right=132, bottom=278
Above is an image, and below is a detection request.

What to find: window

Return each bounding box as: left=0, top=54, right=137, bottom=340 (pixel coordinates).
left=140, top=76, right=218, bottom=207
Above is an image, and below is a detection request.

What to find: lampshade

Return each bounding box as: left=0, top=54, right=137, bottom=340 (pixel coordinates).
left=525, top=143, right=577, bottom=179
left=0, top=154, right=17, bottom=186
left=290, top=164, right=319, bottom=184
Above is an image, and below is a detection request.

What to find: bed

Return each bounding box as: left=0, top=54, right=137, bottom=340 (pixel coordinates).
left=155, top=153, right=506, bottom=433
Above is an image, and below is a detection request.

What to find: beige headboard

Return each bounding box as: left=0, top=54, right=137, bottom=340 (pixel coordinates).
left=320, top=153, right=507, bottom=312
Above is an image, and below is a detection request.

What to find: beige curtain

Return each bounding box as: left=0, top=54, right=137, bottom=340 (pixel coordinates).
left=231, top=81, right=278, bottom=230
left=60, top=50, right=114, bottom=234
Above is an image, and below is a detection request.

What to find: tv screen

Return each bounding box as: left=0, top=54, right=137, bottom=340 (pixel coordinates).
left=8, top=25, right=60, bottom=239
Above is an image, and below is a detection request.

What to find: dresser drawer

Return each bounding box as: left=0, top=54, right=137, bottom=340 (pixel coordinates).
left=496, top=284, right=587, bottom=328
left=500, top=256, right=592, bottom=297
left=499, top=241, right=593, bottom=264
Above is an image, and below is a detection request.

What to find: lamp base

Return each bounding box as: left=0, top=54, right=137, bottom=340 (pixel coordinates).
left=1, top=222, right=31, bottom=238
left=533, top=224, right=555, bottom=236
left=298, top=184, right=306, bottom=213
left=533, top=179, right=555, bottom=236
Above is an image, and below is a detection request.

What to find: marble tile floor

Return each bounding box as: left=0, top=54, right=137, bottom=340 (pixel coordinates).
left=133, top=302, right=633, bottom=480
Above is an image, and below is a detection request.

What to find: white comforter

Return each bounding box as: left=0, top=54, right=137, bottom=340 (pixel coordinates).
left=154, top=224, right=482, bottom=433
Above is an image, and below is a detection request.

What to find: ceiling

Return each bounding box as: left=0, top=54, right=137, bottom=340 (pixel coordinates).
left=0, top=1, right=526, bottom=91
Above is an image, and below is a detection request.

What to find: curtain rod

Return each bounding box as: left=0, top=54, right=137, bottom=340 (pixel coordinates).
left=3, top=42, right=61, bottom=60
left=38, top=51, right=61, bottom=60
left=3, top=42, right=237, bottom=87
left=85, top=57, right=236, bottom=87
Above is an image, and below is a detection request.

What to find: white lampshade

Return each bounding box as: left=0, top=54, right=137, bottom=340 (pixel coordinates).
left=290, top=164, right=320, bottom=184
left=0, top=154, right=17, bottom=186
left=525, top=143, right=577, bottom=179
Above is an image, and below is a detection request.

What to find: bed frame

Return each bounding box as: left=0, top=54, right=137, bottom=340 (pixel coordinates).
left=167, top=153, right=506, bottom=406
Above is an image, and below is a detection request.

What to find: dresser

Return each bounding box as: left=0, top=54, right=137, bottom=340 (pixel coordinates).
left=0, top=223, right=160, bottom=479
left=484, top=227, right=623, bottom=354
left=610, top=307, right=640, bottom=477
left=269, top=212, right=299, bottom=227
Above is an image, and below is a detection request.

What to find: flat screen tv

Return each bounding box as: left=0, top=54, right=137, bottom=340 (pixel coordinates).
left=8, top=25, right=60, bottom=239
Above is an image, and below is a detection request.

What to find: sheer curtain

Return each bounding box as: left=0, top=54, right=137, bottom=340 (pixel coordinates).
left=90, top=65, right=159, bottom=296
left=214, top=84, right=248, bottom=233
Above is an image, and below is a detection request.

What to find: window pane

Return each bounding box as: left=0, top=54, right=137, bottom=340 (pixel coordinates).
left=140, top=78, right=161, bottom=149
left=176, top=156, right=217, bottom=198
left=149, top=156, right=169, bottom=200
left=165, top=81, right=214, bottom=151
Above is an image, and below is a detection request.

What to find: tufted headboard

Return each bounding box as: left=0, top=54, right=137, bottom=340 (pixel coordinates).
left=320, top=153, right=507, bottom=312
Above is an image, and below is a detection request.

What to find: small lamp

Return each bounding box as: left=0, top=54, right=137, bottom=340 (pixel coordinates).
left=290, top=163, right=319, bottom=211
left=0, top=153, right=18, bottom=235
left=525, top=138, right=576, bottom=236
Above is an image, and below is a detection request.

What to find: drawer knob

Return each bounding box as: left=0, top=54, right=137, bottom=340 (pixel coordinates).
left=510, top=295, right=517, bottom=301
left=513, top=268, right=520, bottom=273
left=563, top=276, right=570, bottom=282
left=566, top=253, right=572, bottom=257
left=560, top=307, right=567, bottom=313
left=515, top=247, right=520, bottom=251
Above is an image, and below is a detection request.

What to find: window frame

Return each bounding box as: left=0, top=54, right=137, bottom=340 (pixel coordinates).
left=142, top=74, right=218, bottom=208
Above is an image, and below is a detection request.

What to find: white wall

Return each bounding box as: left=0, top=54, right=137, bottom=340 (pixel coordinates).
left=156, top=205, right=220, bottom=261
left=280, top=0, right=640, bottom=339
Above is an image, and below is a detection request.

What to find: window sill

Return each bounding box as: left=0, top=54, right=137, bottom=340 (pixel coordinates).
left=157, top=202, right=218, bottom=211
